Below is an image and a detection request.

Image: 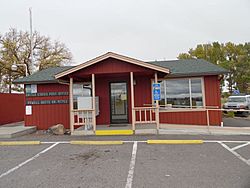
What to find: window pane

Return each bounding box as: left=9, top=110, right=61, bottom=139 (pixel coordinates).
left=73, top=83, right=92, bottom=109
left=166, top=79, right=190, bottom=107
left=159, top=80, right=165, bottom=105
left=191, top=79, right=203, bottom=107
left=25, top=85, right=31, bottom=94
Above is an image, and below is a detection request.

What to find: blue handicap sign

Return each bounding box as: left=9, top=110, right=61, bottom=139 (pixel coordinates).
left=233, top=90, right=240, bottom=95
left=153, top=83, right=161, bottom=101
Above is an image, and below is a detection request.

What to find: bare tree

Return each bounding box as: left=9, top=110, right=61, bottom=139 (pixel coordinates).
left=0, top=28, right=72, bottom=93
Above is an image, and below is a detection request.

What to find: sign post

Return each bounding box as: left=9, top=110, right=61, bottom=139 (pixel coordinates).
left=153, top=82, right=160, bottom=134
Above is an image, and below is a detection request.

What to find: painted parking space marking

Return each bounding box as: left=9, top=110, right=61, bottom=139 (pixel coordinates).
left=231, top=142, right=250, bottom=151
left=203, top=140, right=250, bottom=143
left=125, top=141, right=138, bottom=188
left=0, top=142, right=59, bottom=179
left=0, top=140, right=250, bottom=188
left=70, top=140, right=123, bottom=145
left=147, top=140, right=203, bottom=144
left=218, top=141, right=250, bottom=166
left=0, top=141, right=41, bottom=146
left=0, top=139, right=250, bottom=145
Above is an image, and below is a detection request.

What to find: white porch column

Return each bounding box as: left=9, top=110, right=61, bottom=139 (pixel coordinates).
left=92, top=74, right=96, bottom=132
left=130, top=72, right=135, bottom=131
left=69, top=77, right=74, bottom=133
left=154, top=72, right=160, bottom=132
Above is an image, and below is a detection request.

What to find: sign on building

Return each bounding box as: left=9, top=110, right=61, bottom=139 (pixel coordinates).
left=153, top=83, right=161, bottom=101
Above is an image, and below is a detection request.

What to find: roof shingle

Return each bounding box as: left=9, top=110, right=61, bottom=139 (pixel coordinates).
left=147, top=59, right=228, bottom=77
left=13, top=66, right=74, bottom=84
left=13, top=59, right=228, bottom=84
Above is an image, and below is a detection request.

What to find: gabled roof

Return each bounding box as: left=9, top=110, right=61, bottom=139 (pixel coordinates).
left=148, top=59, right=228, bottom=77
left=54, top=52, right=170, bottom=79
left=13, top=66, right=74, bottom=84
left=13, top=56, right=228, bottom=84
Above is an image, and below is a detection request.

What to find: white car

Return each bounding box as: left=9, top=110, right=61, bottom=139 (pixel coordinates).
left=223, top=95, right=250, bottom=116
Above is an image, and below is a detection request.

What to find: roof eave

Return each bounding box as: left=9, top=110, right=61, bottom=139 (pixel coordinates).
left=166, top=71, right=228, bottom=78
left=13, top=80, right=59, bottom=85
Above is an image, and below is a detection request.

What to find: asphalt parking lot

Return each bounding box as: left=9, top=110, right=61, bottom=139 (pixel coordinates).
left=223, top=117, right=250, bottom=127
left=0, top=138, right=250, bottom=188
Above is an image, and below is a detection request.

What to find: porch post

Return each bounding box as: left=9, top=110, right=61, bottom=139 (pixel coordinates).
left=154, top=72, right=160, bottom=132
left=130, top=72, right=135, bottom=131
left=92, top=74, right=96, bottom=132
left=69, top=77, right=74, bottom=133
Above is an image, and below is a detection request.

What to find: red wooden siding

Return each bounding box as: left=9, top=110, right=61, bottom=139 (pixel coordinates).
left=159, top=111, right=207, bottom=125
left=25, top=83, right=70, bottom=130
left=95, top=74, right=153, bottom=125
left=134, top=76, right=152, bottom=107
left=0, top=93, right=25, bottom=125
left=23, top=58, right=222, bottom=129
left=69, top=58, right=154, bottom=78
left=95, top=74, right=132, bottom=125
left=71, top=58, right=155, bottom=126
left=204, top=75, right=222, bottom=125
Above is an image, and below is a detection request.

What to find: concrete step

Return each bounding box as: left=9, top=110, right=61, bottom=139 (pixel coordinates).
left=135, top=129, right=157, bottom=135
left=95, top=130, right=133, bottom=136
left=0, top=125, right=37, bottom=138
left=71, top=130, right=94, bottom=136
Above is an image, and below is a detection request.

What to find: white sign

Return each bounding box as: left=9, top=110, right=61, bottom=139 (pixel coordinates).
left=31, top=84, right=37, bottom=93
left=77, top=96, right=99, bottom=116
left=25, top=105, right=32, bottom=115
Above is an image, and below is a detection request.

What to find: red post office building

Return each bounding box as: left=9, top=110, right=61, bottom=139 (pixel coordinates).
left=14, top=52, right=227, bottom=134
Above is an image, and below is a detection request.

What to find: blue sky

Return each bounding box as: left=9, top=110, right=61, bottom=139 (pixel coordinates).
left=0, top=0, right=249, bottom=65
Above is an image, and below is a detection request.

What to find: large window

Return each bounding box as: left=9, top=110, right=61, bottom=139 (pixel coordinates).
left=156, top=78, right=204, bottom=108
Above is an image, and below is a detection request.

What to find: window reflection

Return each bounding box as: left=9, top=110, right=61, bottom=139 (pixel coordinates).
left=191, top=79, right=203, bottom=107
left=165, top=79, right=190, bottom=107
left=73, top=83, right=92, bottom=109
left=154, top=78, right=204, bottom=108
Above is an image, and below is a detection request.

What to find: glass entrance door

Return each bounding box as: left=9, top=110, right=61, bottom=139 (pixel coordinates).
left=110, top=82, right=128, bottom=124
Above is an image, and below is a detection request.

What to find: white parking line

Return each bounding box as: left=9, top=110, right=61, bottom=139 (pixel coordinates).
left=218, top=142, right=250, bottom=166
left=0, top=142, right=59, bottom=179
left=123, top=141, right=146, bottom=143
left=41, top=141, right=70, bottom=144
left=125, top=141, right=138, bottom=188
left=231, top=142, right=250, bottom=151
left=204, top=140, right=250, bottom=143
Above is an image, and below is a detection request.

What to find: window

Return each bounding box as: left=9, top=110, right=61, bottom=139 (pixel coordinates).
left=155, top=78, right=204, bottom=108
left=25, top=84, right=37, bottom=94
left=26, top=85, right=31, bottom=94
left=73, top=83, right=92, bottom=109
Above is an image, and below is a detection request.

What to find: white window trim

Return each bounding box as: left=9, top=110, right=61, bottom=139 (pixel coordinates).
left=201, top=77, right=206, bottom=107
left=151, top=77, right=206, bottom=109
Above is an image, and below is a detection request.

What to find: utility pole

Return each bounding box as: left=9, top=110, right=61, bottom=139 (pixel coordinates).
left=29, top=7, right=33, bottom=75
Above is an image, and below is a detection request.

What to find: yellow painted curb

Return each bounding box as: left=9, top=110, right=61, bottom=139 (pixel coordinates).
left=0, top=141, right=41, bottom=146
left=95, top=130, right=133, bottom=136
left=147, top=140, right=203, bottom=144
left=70, top=140, right=123, bottom=145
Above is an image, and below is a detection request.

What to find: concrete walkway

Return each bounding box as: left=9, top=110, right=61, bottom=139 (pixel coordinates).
left=73, top=123, right=250, bottom=136
left=159, top=124, right=250, bottom=135
left=0, top=122, right=36, bottom=138
left=1, top=122, right=249, bottom=138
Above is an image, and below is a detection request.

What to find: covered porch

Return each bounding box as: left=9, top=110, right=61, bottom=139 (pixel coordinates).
left=54, top=52, right=169, bottom=135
